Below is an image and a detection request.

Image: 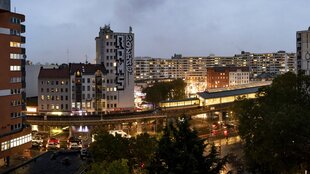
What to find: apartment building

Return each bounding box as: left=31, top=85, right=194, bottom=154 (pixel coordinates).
left=135, top=57, right=177, bottom=80
left=134, top=51, right=295, bottom=82
left=70, top=63, right=107, bottom=113
left=297, top=27, right=310, bottom=74
left=95, top=25, right=135, bottom=111
left=38, top=65, right=71, bottom=115
left=207, top=67, right=249, bottom=89
left=0, top=0, right=31, bottom=165
left=235, top=51, right=296, bottom=78
left=38, top=63, right=110, bottom=115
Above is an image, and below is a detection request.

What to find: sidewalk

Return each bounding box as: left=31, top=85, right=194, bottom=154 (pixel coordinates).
left=0, top=148, right=47, bottom=174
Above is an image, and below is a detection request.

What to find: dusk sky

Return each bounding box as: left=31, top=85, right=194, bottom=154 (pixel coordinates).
left=12, top=0, right=310, bottom=64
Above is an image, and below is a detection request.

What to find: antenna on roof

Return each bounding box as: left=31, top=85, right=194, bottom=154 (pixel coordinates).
left=85, top=54, right=88, bottom=64
left=66, top=49, right=69, bottom=63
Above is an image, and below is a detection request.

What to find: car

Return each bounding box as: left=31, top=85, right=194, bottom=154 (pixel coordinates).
left=67, top=137, right=82, bottom=144
left=109, top=130, right=131, bottom=138
left=32, top=136, right=43, bottom=147
left=46, top=137, right=60, bottom=149
left=68, top=142, right=82, bottom=150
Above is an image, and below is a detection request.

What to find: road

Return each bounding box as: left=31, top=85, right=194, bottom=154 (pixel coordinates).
left=8, top=151, right=86, bottom=174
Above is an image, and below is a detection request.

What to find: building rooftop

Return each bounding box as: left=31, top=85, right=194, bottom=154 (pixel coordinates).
left=38, top=67, right=69, bottom=79
left=207, top=66, right=249, bottom=72
left=69, top=63, right=107, bottom=75
left=197, top=81, right=272, bottom=99
left=197, top=86, right=261, bottom=99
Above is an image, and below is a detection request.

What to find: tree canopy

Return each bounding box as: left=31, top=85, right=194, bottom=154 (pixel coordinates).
left=148, top=118, right=227, bottom=174
left=233, top=72, right=310, bottom=173
left=142, top=79, right=187, bottom=106
left=89, top=131, right=157, bottom=172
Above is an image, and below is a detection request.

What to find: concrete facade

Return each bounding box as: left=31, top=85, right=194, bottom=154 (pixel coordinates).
left=0, top=1, right=31, bottom=163
left=297, top=27, right=310, bottom=74
left=96, top=25, right=135, bottom=111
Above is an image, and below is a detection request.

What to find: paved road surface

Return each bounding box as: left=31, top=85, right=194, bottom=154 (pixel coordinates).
left=9, top=151, right=85, bottom=174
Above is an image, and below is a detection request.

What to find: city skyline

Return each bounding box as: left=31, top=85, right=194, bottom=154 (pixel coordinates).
left=13, top=0, right=310, bottom=64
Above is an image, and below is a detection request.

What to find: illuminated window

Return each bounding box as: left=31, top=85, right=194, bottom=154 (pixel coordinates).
left=10, top=66, right=21, bottom=71
left=10, top=42, right=21, bottom=48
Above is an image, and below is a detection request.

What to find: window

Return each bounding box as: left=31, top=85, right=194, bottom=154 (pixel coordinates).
left=10, top=53, right=24, bottom=59
left=87, top=86, right=90, bottom=91
left=11, top=17, right=21, bottom=24
left=10, top=29, right=20, bottom=36
left=10, top=42, right=21, bottom=48
left=114, top=104, right=117, bottom=108
left=10, top=77, right=21, bottom=83
left=10, top=66, right=21, bottom=71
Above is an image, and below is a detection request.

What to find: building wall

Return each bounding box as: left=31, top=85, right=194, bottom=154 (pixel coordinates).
left=229, top=70, right=250, bottom=86
left=38, top=78, right=71, bottom=114
left=206, top=68, right=229, bottom=89
left=0, top=6, right=31, bottom=159
left=134, top=51, right=295, bottom=82
left=70, top=73, right=106, bottom=113
left=96, top=25, right=134, bottom=111
left=297, top=27, right=310, bottom=74
left=26, top=64, right=59, bottom=98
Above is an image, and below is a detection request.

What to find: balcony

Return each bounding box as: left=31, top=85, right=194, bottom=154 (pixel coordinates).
left=21, top=36, right=26, bottom=44
left=21, top=24, right=26, bottom=33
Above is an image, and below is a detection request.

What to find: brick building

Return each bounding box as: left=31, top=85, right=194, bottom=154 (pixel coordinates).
left=0, top=0, right=31, bottom=166
left=207, top=67, right=249, bottom=89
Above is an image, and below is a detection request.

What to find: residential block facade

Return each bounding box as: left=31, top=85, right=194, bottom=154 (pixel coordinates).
left=96, top=25, right=135, bottom=111
left=297, top=27, right=310, bottom=74
left=0, top=0, right=31, bottom=164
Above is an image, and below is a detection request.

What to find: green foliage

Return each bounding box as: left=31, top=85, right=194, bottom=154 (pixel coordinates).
left=87, top=159, right=130, bottom=174
left=89, top=131, right=131, bottom=162
left=89, top=132, right=157, bottom=172
left=148, top=118, right=227, bottom=174
left=142, top=79, right=187, bottom=105
left=233, top=72, right=310, bottom=173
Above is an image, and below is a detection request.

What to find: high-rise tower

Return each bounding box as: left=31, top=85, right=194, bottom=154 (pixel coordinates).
left=0, top=0, right=31, bottom=166
left=297, top=27, right=310, bottom=74
left=96, top=25, right=135, bottom=111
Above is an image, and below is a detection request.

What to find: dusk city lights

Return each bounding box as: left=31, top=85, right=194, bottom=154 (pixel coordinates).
left=1, top=0, right=310, bottom=174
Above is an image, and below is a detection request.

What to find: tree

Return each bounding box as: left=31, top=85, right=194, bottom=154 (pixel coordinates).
left=89, top=131, right=157, bottom=172
left=87, top=159, right=130, bottom=174
left=89, top=131, right=132, bottom=163
left=142, top=79, right=187, bottom=106
left=148, top=118, right=227, bottom=174
left=233, top=72, right=310, bottom=173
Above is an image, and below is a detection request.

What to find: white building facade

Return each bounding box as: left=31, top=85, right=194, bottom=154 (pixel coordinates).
left=96, top=25, right=135, bottom=111
left=297, top=27, right=310, bottom=75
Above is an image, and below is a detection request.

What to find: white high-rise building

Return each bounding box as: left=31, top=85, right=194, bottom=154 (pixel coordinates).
left=96, top=25, right=135, bottom=111
left=297, top=27, right=310, bottom=74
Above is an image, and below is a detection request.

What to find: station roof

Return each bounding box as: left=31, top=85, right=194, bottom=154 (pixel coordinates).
left=159, top=98, right=199, bottom=104
left=197, top=86, right=264, bottom=99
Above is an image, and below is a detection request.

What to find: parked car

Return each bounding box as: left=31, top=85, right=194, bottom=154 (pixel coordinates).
left=109, top=130, right=131, bottom=138
left=46, top=137, right=60, bottom=149
left=32, top=136, right=43, bottom=147
left=68, top=142, right=82, bottom=150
